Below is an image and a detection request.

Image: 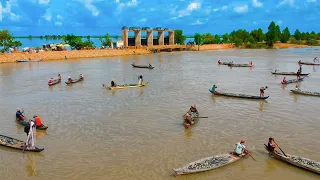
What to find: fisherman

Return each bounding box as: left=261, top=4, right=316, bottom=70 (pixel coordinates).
left=298, top=60, right=302, bottom=64
left=33, top=115, right=44, bottom=128
left=234, top=140, right=247, bottom=156
left=16, top=108, right=26, bottom=122
left=187, top=104, right=198, bottom=115
left=68, top=76, right=72, bottom=82
left=299, top=64, right=302, bottom=73
left=218, top=60, right=221, bottom=64
left=183, top=113, right=193, bottom=127
left=267, top=137, right=276, bottom=152
left=79, top=74, right=84, bottom=79
left=149, top=64, right=152, bottom=68
left=111, top=79, right=117, bottom=87
left=249, top=61, right=253, bottom=66
left=260, top=86, right=267, bottom=97
left=296, top=69, right=301, bottom=80
left=295, top=84, right=300, bottom=91
left=138, top=75, right=143, bottom=85
left=274, top=69, right=278, bottom=73
left=48, top=78, right=53, bottom=85
left=24, top=119, right=36, bottom=150
left=210, top=85, right=217, bottom=93
left=282, top=77, right=287, bottom=84
left=58, top=74, right=62, bottom=80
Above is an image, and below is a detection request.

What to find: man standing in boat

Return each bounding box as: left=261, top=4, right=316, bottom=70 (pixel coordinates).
left=260, top=86, right=267, bottom=97
left=111, top=79, right=117, bottom=87
left=24, top=120, right=36, bottom=150
left=48, top=78, right=53, bottom=85
left=138, top=75, right=143, bottom=85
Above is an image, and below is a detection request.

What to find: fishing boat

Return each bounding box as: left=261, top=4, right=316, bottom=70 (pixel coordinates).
left=183, top=112, right=199, bottom=128
left=298, top=61, right=320, bottom=65
left=281, top=77, right=305, bottom=84
left=264, top=144, right=320, bottom=174
left=16, top=119, right=48, bottom=130
left=105, top=82, right=148, bottom=90
left=65, top=78, right=84, bottom=84
left=290, top=89, right=320, bottom=97
left=218, top=61, right=232, bottom=65
left=16, top=59, right=41, bottom=62
left=228, top=63, right=252, bottom=67
left=48, top=79, right=61, bottom=86
left=0, top=134, right=44, bottom=152
left=209, top=90, right=269, bottom=100
left=131, top=63, right=154, bottom=69
left=271, top=72, right=310, bottom=76
left=173, top=152, right=248, bottom=176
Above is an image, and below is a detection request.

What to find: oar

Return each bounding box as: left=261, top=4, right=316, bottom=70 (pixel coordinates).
left=22, top=143, right=27, bottom=153
left=194, top=117, right=208, bottom=118
left=273, top=140, right=287, bottom=157
left=244, top=148, right=256, bottom=161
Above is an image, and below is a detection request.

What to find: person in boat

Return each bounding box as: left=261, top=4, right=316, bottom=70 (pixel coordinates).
left=68, top=76, right=72, bottom=82
left=298, top=60, right=302, bottom=64
left=79, top=74, right=84, bottom=79
left=111, top=79, right=117, bottom=87
left=249, top=61, right=253, bottom=66
left=24, top=119, right=36, bottom=150
left=33, top=115, right=44, bottom=128
left=296, top=69, right=301, bottom=80
left=186, top=104, right=199, bottom=117
left=16, top=108, right=27, bottom=122
left=282, top=77, right=287, bottom=84
left=218, top=60, right=221, bottom=64
left=274, top=69, right=278, bottom=73
left=260, top=87, right=267, bottom=97
left=267, top=137, right=276, bottom=152
left=295, top=84, right=300, bottom=91
left=299, top=64, right=302, bottom=73
left=234, top=140, right=247, bottom=156
left=183, top=113, right=193, bottom=126
left=149, top=64, right=152, bottom=68
left=58, top=74, right=62, bottom=80
left=210, top=85, right=217, bottom=93
left=48, top=78, right=53, bottom=84
left=138, top=75, right=143, bottom=85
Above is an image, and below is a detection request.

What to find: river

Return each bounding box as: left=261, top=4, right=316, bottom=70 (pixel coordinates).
left=0, top=48, right=319, bottom=180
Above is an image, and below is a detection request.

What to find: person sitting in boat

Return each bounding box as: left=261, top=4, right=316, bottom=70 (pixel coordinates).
left=234, top=140, right=247, bottom=156
left=296, top=69, right=301, bottom=80
left=184, top=113, right=193, bottom=126
left=295, top=84, right=300, bottom=91
left=282, top=77, right=287, bottom=84
left=299, top=64, right=302, bottom=73
left=267, top=137, right=276, bottom=152
left=298, top=60, right=301, bottom=64
left=68, top=76, right=73, bottom=82
left=48, top=78, right=53, bottom=85
left=249, top=61, right=253, bottom=66
left=16, top=108, right=26, bottom=121
left=33, top=115, right=44, bottom=127
left=274, top=69, right=278, bottom=73
left=79, top=74, right=84, bottom=79
left=186, top=104, right=199, bottom=118
left=260, top=87, right=267, bottom=97
left=58, top=74, right=62, bottom=80
left=149, top=64, right=152, bottom=68
left=138, top=75, right=143, bottom=85
left=111, top=79, right=117, bottom=87
left=210, top=85, right=217, bottom=93
left=218, top=60, right=221, bottom=64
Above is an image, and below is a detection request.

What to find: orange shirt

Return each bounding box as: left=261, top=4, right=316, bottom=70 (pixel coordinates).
left=35, top=117, right=42, bottom=126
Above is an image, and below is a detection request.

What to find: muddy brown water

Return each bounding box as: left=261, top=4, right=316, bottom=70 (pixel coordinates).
left=0, top=48, right=319, bottom=180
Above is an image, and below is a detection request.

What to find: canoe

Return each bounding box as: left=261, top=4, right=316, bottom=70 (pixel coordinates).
left=65, top=78, right=84, bottom=84
left=48, top=79, right=61, bottom=86
left=264, top=144, right=320, bottom=174
left=281, top=77, right=305, bottom=84
left=107, top=82, right=148, bottom=90
left=299, top=61, right=320, bottom=65
left=183, top=111, right=199, bottom=128
left=0, top=134, right=44, bottom=152
left=228, top=64, right=252, bottom=67
left=16, top=119, right=48, bottom=130
left=271, top=72, right=310, bottom=76
left=290, top=90, right=320, bottom=97
left=131, top=64, right=154, bottom=69
left=218, top=62, right=232, bottom=65
left=16, top=60, right=41, bottom=62
left=210, top=89, right=269, bottom=100
left=173, top=152, right=247, bottom=176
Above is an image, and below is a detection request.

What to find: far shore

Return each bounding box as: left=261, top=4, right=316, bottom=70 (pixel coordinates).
left=0, top=43, right=314, bottom=64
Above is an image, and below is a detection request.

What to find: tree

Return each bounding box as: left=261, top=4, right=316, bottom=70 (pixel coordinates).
left=250, top=28, right=264, bottom=42
left=174, top=30, right=186, bottom=45
left=222, top=33, right=230, bottom=43
left=194, top=33, right=203, bottom=51
left=265, top=21, right=277, bottom=47
left=0, top=29, right=13, bottom=50
left=202, top=33, right=215, bottom=44
left=275, top=25, right=281, bottom=42
left=280, top=27, right=290, bottom=43
left=100, top=33, right=112, bottom=47
left=114, top=35, right=120, bottom=41
left=214, top=34, right=220, bottom=44
left=294, top=29, right=301, bottom=40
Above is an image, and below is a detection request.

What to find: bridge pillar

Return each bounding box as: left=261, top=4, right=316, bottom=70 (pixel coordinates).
left=158, top=31, right=164, bottom=46
left=147, top=31, right=153, bottom=47
left=122, top=29, right=128, bottom=47
left=169, top=31, right=174, bottom=45
left=135, top=30, right=141, bottom=47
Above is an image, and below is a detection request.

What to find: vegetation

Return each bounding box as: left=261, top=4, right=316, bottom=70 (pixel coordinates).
left=99, top=33, right=112, bottom=47
left=62, top=34, right=95, bottom=50
left=174, top=30, right=186, bottom=45
left=0, top=29, right=22, bottom=52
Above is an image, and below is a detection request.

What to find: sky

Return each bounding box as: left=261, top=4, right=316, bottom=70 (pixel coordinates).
left=0, top=0, right=320, bottom=36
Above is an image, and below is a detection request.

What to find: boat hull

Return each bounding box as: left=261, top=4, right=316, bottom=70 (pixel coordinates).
left=228, top=64, right=252, bottom=67
left=281, top=77, right=305, bottom=84
left=0, top=134, right=44, bottom=152
left=218, top=62, right=232, bottom=65
left=16, top=119, right=48, bottom=130
left=210, top=90, right=269, bottom=100
left=271, top=72, right=310, bottom=76
left=48, top=79, right=61, bottom=86
left=299, top=62, right=320, bottom=65
left=65, top=78, right=84, bottom=84
left=290, top=90, right=320, bottom=96
left=107, top=82, right=148, bottom=90
left=264, top=144, right=320, bottom=174
left=131, top=64, right=154, bottom=69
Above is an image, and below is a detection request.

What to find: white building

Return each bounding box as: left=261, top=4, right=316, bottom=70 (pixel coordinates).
left=111, top=41, right=124, bottom=49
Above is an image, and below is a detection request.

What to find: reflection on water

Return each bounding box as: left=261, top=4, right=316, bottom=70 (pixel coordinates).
left=259, top=101, right=267, bottom=112
left=265, top=158, right=276, bottom=173
left=25, top=153, right=37, bottom=176
left=36, top=131, right=48, bottom=140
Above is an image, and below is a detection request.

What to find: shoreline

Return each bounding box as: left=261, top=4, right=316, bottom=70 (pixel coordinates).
left=0, top=43, right=314, bottom=64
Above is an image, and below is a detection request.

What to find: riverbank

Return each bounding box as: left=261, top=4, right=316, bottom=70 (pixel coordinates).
left=0, top=43, right=313, bottom=63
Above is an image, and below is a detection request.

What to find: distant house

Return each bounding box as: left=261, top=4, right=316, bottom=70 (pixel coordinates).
left=111, top=41, right=124, bottom=49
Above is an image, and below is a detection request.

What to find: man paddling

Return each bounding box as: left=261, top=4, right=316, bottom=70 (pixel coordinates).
left=260, top=87, right=267, bottom=97
left=58, top=74, right=62, bottom=80
left=48, top=78, right=53, bottom=85
left=296, top=69, right=301, bottom=80
left=267, top=138, right=276, bottom=152
left=210, top=85, right=217, bottom=93
left=33, top=115, right=44, bottom=128
left=68, top=76, right=72, bottom=82
left=138, top=75, right=143, bottom=85
left=234, top=140, right=247, bottom=156
left=282, top=77, right=287, bottom=84
left=111, top=79, right=117, bottom=87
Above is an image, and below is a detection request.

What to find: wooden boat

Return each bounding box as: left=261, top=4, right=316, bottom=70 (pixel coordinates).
left=16, top=119, right=48, bottom=130
left=48, top=79, right=61, bottom=86
left=209, top=89, right=269, bottom=100
left=183, top=111, right=199, bottom=128
left=65, top=78, right=84, bottom=84
left=281, top=77, right=305, bottom=84
left=0, top=134, right=44, bottom=152
left=271, top=72, right=310, bottom=76
left=107, top=82, right=148, bottom=90
left=290, top=89, right=320, bottom=97
left=298, top=61, right=320, bottom=65
left=16, top=60, right=41, bottom=62
left=264, top=144, right=320, bottom=174
left=131, top=64, right=154, bottom=69
left=173, top=152, right=248, bottom=176
left=228, top=63, right=252, bottom=67
left=218, top=61, right=232, bottom=65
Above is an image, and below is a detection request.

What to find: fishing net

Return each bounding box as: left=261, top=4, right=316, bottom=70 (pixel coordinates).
left=291, top=156, right=320, bottom=169
left=187, top=156, right=232, bottom=170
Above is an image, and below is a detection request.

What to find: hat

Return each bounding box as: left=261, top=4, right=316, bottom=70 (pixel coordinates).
left=191, top=104, right=196, bottom=108
left=240, top=140, right=246, bottom=144
left=17, top=108, right=20, bottom=111
left=33, top=115, right=37, bottom=118
left=68, top=76, right=71, bottom=78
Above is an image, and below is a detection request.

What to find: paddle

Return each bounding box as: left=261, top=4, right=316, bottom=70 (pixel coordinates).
left=244, top=148, right=256, bottom=161
left=194, top=117, right=208, bottom=118
left=273, top=140, right=287, bottom=157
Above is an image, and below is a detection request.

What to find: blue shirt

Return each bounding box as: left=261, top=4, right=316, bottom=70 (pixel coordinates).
left=235, top=143, right=245, bottom=154
left=16, top=111, right=23, bottom=118
left=211, top=87, right=216, bottom=92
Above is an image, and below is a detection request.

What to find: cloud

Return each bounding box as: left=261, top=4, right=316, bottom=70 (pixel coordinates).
left=39, top=0, right=50, bottom=5
left=55, top=22, right=62, bottom=26
left=307, top=0, right=316, bottom=2
left=42, top=8, right=52, bottom=21
left=176, top=2, right=201, bottom=18
left=234, top=5, right=248, bottom=13
left=0, top=0, right=20, bottom=21
left=279, top=0, right=295, bottom=6
left=116, top=0, right=138, bottom=14
left=277, top=20, right=283, bottom=25
left=57, top=15, right=63, bottom=19
left=213, top=5, right=228, bottom=12
left=138, top=18, right=147, bottom=22
left=252, top=0, right=263, bottom=7
left=191, top=19, right=203, bottom=25
left=76, top=0, right=100, bottom=16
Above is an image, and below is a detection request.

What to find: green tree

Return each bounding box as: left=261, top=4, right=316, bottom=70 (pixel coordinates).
left=280, top=27, right=291, bottom=43
left=202, top=33, right=215, bottom=44
left=194, top=33, right=203, bottom=51
left=294, top=29, right=301, bottom=40
left=214, top=34, right=220, bottom=44
left=222, top=33, right=230, bottom=43
left=275, top=25, right=281, bottom=42
left=0, top=29, right=13, bottom=50
left=28, top=35, right=32, bottom=40
left=100, top=33, right=112, bottom=47
left=265, top=21, right=277, bottom=47
left=174, top=30, right=186, bottom=45
left=250, top=28, right=264, bottom=42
